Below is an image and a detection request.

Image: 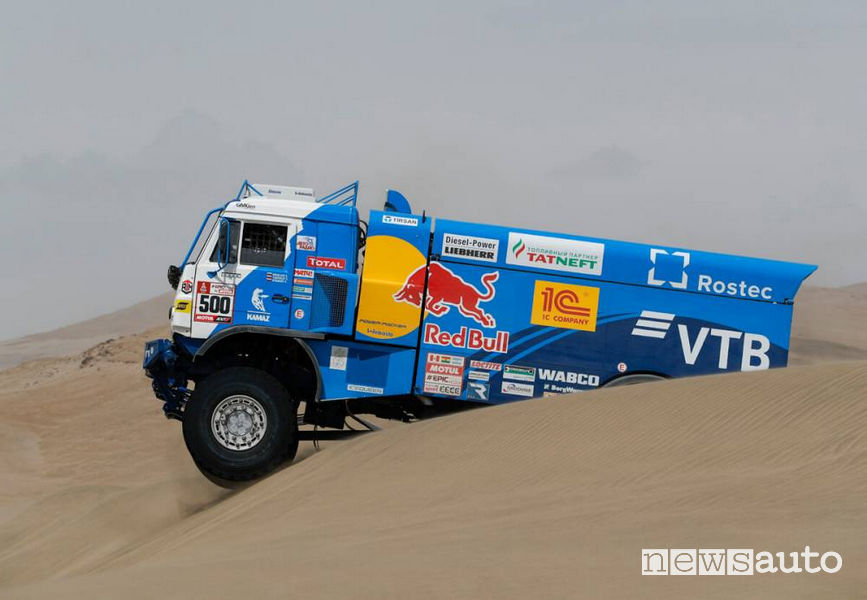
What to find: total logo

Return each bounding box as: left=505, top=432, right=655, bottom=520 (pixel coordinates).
left=246, top=288, right=271, bottom=323
left=630, top=311, right=771, bottom=371
left=395, top=261, right=499, bottom=327
left=647, top=249, right=774, bottom=300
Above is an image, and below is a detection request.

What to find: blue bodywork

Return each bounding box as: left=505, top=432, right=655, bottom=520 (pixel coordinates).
left=144, top=181, right=816, bottom=420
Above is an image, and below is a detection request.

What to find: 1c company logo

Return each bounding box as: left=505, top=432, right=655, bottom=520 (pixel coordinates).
left=530, top=280, right=599, bottom=331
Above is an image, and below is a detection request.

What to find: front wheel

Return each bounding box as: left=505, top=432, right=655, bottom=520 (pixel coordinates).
left=183, top=367, right=298, bottom=484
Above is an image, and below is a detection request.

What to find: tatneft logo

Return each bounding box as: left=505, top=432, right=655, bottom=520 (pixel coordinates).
left=647, top=248, right=775, bottom=300
left=506, top=232, right=604, bottom=276
left=641, top=548, right=842, bottom=576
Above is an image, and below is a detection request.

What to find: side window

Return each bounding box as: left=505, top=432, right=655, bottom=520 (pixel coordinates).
left=209, top=219, right=240, bottom=263
left=240, top=223, right=288, bottom=267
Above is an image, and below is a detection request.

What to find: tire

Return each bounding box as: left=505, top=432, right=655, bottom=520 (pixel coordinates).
left=604, top=373, right=666, bottom=387
left=183, top=367, right=298, bottom=483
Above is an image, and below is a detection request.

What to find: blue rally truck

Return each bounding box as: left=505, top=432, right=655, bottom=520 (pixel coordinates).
left=144, top=181, right=816, bottom=482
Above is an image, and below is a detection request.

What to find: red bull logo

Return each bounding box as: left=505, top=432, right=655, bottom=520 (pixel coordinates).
left=424, top=324, right=510, bottom=353
left=393, top=261, right=500, bottom=328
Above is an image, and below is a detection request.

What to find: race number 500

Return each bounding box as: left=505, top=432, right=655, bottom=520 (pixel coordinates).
left=194, top=282, right=235, bottom=323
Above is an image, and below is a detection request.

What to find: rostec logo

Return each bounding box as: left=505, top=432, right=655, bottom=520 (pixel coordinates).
left=530, top=280, right=599, bottom=331
left=647, top=248, right=690, bottom=289
left=647, top=248, right=775, bottom=300
left=506, top=232, right=604, bottom=276
left=394, top=261, right=499, bottom=328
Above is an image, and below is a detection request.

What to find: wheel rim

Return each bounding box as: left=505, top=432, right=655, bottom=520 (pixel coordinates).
left=210, top=395, right=268, bottom=451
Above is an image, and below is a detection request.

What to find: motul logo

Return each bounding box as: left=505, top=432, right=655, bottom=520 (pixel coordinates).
left=424, top=323, right=509, bottom=353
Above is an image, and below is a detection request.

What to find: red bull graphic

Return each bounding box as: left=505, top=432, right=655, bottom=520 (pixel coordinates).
left=394, top=261, right=500, bottom=328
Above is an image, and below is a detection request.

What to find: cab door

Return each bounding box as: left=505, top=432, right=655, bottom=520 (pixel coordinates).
left=190, top=218, right=242, bottom=340
left=230, top=220, right=298, bottom=329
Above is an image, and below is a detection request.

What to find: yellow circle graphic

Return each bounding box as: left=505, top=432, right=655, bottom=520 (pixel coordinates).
left=356, top=235, right=427, bottom=340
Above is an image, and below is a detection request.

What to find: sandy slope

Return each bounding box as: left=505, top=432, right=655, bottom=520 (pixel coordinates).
left=0, top=285, right=864, bottom=598
left=789, top=285, right=867, bottom=365
left=0, top=294, right=172, bottom=371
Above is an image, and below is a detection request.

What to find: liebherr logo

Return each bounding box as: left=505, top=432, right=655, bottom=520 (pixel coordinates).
left=647, top=248, right=689, bottom=289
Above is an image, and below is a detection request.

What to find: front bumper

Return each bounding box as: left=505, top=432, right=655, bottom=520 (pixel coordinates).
left=143, top=338, right=190, bottom=420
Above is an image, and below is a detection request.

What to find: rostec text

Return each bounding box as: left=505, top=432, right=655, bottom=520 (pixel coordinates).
left=697, top=274, right=773, bottom=300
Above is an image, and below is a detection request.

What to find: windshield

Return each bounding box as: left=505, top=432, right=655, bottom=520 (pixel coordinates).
left=185, top=211, right=221, bottom=265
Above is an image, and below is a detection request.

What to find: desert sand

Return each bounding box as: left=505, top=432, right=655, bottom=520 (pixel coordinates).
left=0, top=285, right=865, bottom=598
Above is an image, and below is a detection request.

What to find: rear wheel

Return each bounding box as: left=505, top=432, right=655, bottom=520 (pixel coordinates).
left=183, top=367, right=298, bottom=484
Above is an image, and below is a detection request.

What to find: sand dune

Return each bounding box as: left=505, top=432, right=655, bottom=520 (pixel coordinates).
left=0, top=285, right=865, bottom=598
left=0, top=294, right=172, bottom=371
left=790, top=285, right=867, bottom=365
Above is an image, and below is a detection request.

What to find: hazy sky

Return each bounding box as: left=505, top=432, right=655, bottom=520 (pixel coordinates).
left=2, top=1, right=866, bottom=339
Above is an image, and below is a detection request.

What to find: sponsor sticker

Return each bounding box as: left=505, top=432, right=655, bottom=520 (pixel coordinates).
left=426, top=352, right=465, bottom=366
left=470, top=360, right=502, bottom=371
left=501, top=380, right=535, bottom=397
left=292, top=285, right=314, bottom=295
left=538, top=368, right=600, bottom=388
left=618, top=362, right=628, bottom=373
left=307, top=256, right=346, bottom=270
left=423, top=381, right=463, bottom=396
left=194, top=281, right=235, bottom=323
left=173, top=299, right=191, bottom=313
left=504, top=364, right=536, bottom=382
left=180, top=280, right=193, bottom=294
left=531, top=280, right=600, bottom=332
left=441, top=233, right=499, bottom=263
left=424, top=353, right=465, bottom=391
left=397, top=262, right=499, bottom=328
left=330, top=346, right=348, bottom=371
left=347, top=384, right=384, bottom=394
left=467, top=370, right=490, bottom=381
left=294, top=308, right=305, bottom=319
left=294, top=278, right=314, bottom=286
left=265, top=272, right=288, bottom=283
left=296, top=235, right=317, bottom=251
left=424, top=324, right=509, bottom=353
left=383, top=214, right=419, bottom=227
left=467, top=380, right=489, bottom=400
left=246, top=288, right=271, bottom=323
left=507, top=232, right=604, bottom=276
left=294, top=268, right=315, bottom=278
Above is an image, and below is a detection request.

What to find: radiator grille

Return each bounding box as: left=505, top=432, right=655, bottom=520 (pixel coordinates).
left=310, top=273, right=348, bottom=329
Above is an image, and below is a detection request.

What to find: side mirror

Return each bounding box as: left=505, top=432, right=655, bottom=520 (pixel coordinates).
left=167, top=265, right=181, bottom=289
